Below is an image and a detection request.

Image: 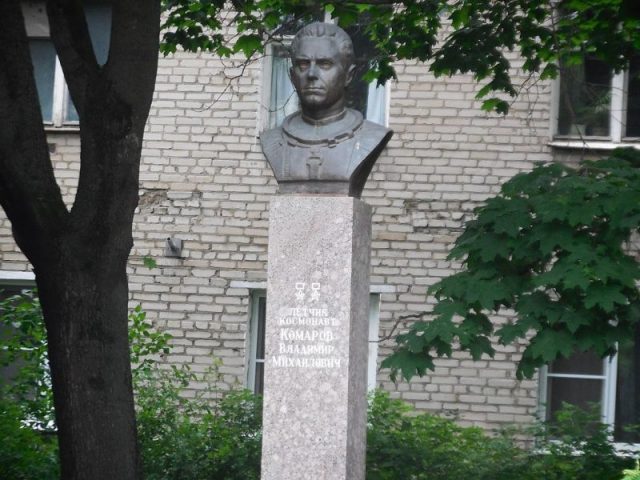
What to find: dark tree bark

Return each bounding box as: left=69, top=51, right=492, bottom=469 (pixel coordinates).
left=0, top=1, right=160, bottom=479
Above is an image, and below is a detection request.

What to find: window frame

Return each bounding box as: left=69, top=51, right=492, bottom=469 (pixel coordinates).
left=537, top=350, right=640, bottom=448
left=24, top=1, right=111, bottom=130
left=246, top=289, right=266, bottom=395
left=0, top=270, right=36, bottom=288
left=550, top=65, right=640, bottom=150
left=47, top=56, right=78, bottom=128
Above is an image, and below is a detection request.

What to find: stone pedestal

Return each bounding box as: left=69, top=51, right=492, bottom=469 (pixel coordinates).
left=261, top=196, right=371, bottom=480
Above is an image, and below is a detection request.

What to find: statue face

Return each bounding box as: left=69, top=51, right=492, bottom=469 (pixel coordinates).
left=290, top=37, right=355, bottom=121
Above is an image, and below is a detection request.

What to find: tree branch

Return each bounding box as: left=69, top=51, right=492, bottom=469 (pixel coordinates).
left=377, top=311, right=430, bottom=342
left=106, top=0, right=161, bottom=125
left=46, top=0, right=100, bottom=121
left=0, top=0, right=69, bottom=263
left=63, top=0, right=160, bottom=241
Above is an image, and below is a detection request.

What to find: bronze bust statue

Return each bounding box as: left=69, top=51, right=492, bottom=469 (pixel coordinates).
left=260, top=22, right=393, bottom=197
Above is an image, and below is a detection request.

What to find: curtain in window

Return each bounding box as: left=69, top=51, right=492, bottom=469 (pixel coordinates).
left=269, top=52, right=298, bottom=128
left=366, top=81, right=386, bottom=125
left=29, top=40, right=56, bottom=123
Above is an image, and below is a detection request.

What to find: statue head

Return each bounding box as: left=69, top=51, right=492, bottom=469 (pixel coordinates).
left=289, top=23, right=356, bottom=123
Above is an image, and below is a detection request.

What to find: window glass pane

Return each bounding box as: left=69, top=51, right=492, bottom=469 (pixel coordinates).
left=250, top=295, right=266, bottom=395
left=29, top=39, right=56, bottom=123
left=256, top=296, right=266, bottom=361
left=548, top=350, right=604, bottom=375
left=614, top=325, right=640, bottom=442
left=557, top=57, right=612, bottom=137
left=64, top=4, right=112, bottom=123
left=254, top=362, right=264, bottom=395
left=85, top=4, right=111, bottom=66
left=546, top=377, right=603, bottom=420
left=66, top=93, right=79, bottom=123
left=625, top=55, right=640, bottom=138
left=269, top=46, right=298, bottom=128
left=344, top=24, right=375, bottom=119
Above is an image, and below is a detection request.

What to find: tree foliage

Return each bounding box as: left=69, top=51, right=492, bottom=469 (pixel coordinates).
left=162, top=0, right=640, bottom=113
left=0, top=290, right=53, bottom=431
left=383, top=148, right=640, bottom=381
left=2, top=0, right=638, bottom=476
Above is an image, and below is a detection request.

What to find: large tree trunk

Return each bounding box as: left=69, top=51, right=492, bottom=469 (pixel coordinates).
left=38, top=256, right=138, bottom=479
left=0, top=1, right=160, bottom=479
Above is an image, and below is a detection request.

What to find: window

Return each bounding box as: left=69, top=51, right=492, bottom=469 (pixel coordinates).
left=539, top=327, right=640, bottom=443
left=246, top=290, right=381, bottom=395
left=554, top=55, right=640, bottom=143
left=261, top=20, right=389, bottom=130
left=24, top=1, right=111, bottom=127
left=247, top=291, right=266, bottom=394
left=0, top=271, right=37, bottom=387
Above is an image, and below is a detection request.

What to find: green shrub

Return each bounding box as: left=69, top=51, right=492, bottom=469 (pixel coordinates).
left=1, top=292, right=636, bottom=479
left=0, top=290, right=54, bottom=431
left=135, top=365, right=262, bottom=480
left=366, top=392, right=635, bottom=480
left=366, top=391, right=527, bottom=480
left=527, top=403, right=633, bottom=480
left=130, top=310, right=262, bottom=480
left=0, top=398, right=59, bottom=480
left=623, top=461, right=640, bottom=480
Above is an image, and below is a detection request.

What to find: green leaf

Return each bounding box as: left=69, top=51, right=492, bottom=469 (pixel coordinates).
left=143, top=255, right=157, bottom=269
left=584, top=283, right=629, bottom=312
left=233, top=34, right=262, bottom=56
left=528, top=330, right=575, bottom=363
left=381, top=349, right=433, bottom=383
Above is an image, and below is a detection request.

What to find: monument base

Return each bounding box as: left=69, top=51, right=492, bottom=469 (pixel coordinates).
left=261, top=195, right=371, bottom=480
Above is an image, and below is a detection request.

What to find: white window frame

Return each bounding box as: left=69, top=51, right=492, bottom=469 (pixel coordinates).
left=257, top=20, right=391, bottom=132
left=24, top=1, right=111, bottom=130
left=550, top=66, right=640, bottom=150
left=243, top=285, right=385, bottom=394
left=246, top=289, right=266, bottom=394
left=0, top=270, right=36, bottom=287
left=537, top=350, right=640, bottom=448
left=24, top=2, right=78, bottom=129
left=367, top=293, right=381, bottom=391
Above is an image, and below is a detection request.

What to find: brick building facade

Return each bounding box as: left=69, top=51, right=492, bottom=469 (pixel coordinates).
left=5, top=9, right=639, bottom=435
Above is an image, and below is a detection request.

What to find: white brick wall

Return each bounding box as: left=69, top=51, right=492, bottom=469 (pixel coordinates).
left=0, top=42, right=582, bottom=432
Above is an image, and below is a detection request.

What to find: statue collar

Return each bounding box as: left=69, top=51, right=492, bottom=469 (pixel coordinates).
left=282, top=109, right=364, bottom=147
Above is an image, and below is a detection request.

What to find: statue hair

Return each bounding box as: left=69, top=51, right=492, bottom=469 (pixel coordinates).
left=290, top=22, right=355, bottom=67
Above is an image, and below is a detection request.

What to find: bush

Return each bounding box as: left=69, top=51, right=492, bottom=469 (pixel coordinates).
left=1, top=293, right=635, bottom=479
left=367, top=392, right=634, bottom=480
left=527, top=403, right=633, bottom=480
left=0, top=398, right=59, bottom=480
left=0, top=290, right=54, bottom=431
left=135, top=365, right=262, bottom=480
left=367, top=391, right=527, bottom=480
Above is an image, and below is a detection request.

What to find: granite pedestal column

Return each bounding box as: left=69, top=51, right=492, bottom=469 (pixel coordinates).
left=260, top=195, right=371, bottom=480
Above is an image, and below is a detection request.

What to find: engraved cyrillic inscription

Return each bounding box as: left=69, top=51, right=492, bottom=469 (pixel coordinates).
left=272, top=280, right=342, bottom=369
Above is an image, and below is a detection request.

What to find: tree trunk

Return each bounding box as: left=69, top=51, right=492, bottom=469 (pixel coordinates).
left=0, top=1, right=160, bottom=479
left=38, top=252, right=139, bottom=479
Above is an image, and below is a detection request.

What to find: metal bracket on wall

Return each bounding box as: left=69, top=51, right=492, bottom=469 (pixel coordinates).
left=164, top=237, right=184, bottom=258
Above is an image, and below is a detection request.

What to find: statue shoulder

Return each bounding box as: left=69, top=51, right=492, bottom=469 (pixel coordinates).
left=260, top=127, right=284, bottom=162
left=361, top=120, right=392, bottom=139
left=358, top=120, right=393, bottom=152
